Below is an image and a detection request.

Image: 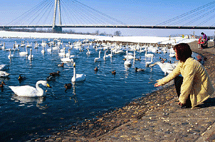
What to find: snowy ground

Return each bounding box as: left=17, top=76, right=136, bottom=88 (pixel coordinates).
left=0, top=31, right=197, bottom=45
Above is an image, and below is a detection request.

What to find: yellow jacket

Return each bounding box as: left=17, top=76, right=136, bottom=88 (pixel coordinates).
left=157, top=57, right=214, bottom=108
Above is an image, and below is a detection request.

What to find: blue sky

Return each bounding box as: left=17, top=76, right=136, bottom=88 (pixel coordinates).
left=0, top=0, right=215, bottom=36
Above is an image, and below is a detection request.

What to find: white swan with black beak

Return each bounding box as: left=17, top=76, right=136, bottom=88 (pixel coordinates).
left=71, top=62, right=86, bottom=82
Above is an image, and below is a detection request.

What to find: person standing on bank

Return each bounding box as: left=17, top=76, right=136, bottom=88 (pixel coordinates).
left=201, top=32, right=208, bottom=48
left=201, top=32, right=208, bottom=41
left=154, top=43, right=214, bottom=109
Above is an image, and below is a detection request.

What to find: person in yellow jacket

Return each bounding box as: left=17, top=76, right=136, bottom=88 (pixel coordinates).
left=154, top=43, right=214, bottom=108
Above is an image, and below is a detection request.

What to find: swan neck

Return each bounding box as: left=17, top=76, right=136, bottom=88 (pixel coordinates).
left=36, top=81, right=44, bottom=96
left=73, top=66, right=76, bottom=79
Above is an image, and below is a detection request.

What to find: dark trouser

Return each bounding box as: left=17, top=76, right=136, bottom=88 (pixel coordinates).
left=201, top=41, right=208, bottom=49
left=174, top=76, right=191, bottom=107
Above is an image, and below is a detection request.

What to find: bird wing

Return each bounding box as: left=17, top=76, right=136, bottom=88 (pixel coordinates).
left=76, top=74, right=86, bottom=81
left=9, top=85, right=38, bottom=97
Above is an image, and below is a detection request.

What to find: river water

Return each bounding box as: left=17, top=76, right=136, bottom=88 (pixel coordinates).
left=0, top=38, right=197, bottom=141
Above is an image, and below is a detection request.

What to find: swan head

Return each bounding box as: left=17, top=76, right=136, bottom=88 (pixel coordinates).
left=41, top=81, right=52, bottom=88
left=73, top=62, right=76, bottom=68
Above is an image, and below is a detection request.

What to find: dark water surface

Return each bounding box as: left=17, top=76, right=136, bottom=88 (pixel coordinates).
left=0, top=38, right=196, bottom=141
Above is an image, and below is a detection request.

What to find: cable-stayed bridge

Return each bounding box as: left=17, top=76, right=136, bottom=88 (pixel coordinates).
left=1, top=0, right=215, bottom=32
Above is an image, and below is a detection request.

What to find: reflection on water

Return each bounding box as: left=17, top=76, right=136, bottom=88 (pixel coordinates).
left=12, top=95, right=45, bottom=104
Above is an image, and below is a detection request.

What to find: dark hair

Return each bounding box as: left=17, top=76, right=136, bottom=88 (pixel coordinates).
left=201, top=32, right=204, bottom=35
left=173, top=43, right=192, bottom=62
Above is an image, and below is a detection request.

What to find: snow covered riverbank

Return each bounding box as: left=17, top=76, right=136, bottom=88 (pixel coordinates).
left=0, top=31, right=197, bottom=45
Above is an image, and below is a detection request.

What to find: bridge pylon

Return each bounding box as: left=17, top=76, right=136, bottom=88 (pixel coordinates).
left=52, top=0, right=62, bottom=33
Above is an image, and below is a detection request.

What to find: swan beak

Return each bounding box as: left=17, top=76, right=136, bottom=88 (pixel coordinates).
left=73, top=63, right=76, bottom=67
left=47, top=83, right=52, bottom=88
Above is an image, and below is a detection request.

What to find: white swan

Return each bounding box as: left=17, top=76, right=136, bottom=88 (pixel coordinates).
left=0, top=71, right=10, bottom=78
left=94, top=50, right=102, bottom=62
left=34, top=42, right=39, bottom=49
left=1, top=42, right=5, bottom=50
left=103, top=50, right=110, bottom=60
left=41, top=46, right=45, bottom=54
left=65, top=48, right=71, bottom=58
left=71, top=62, right=86, bottom=82
left=145, top=55, right=154, bottom=67
left=86, top=48, right=91, bottom=55
left=145, top=47, right=154, bottom=58
left=26, top=42, right=32, bottom=48
left=14, top=41, right=20, bottom=48
left=124, top=50, right=134, bottom=60
left=20, top=41, right=25, bottom=47
left=169, top=48, right=175, bottom=58
left=8, top=49, right=14, bottom=59
left=52, top=46, right=60, bottom=50
left=162, top=46, right=167, bottom=53
left=107, top=50, right=113, bottom=57
left=61, top=49, right=74, bottom=63
left=58, top=48, right=66, bottom=57
left=124, top=59, right=132, bottom=67
left=19, top=47, right=28, bottom=56
left=9, top=80, right=51, bottom=97
left=41, top=40, right=47, bottom=47
left=28, top=49, right=33, bottom=60
left=149, top=61, right=178, bottom=75
left=47, top=46, right=52, bottom=53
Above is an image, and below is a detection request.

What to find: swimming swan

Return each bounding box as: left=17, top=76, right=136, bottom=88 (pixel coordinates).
left=8, top=49, right=14, bottom=59
left=149, top=61, right=177, bottom=75
left=71, top=62, right=86, bottom=82
left=94, top=50, right=102, bottom=62
left=0, top=71, right=10, bottom=78
left=9, top=80, right=51, bottom=97
left=19, top=47, right=28, bottom=56
left=28, top=49, right=33, bottom=60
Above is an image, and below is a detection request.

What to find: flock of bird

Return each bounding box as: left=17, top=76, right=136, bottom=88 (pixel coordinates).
left=0, top=39, right=178, bottom=97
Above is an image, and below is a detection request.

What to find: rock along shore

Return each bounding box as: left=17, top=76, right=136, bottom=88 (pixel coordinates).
left=33, top=41, right=215, bottom=142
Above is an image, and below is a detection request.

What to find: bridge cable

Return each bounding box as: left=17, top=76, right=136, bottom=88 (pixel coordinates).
left=69, top=0, right=111, bottom=25
left=72, top=0, right=117, bottom=25
left=9, top=0, right=50, bottom=25
left=182, top=7, right=215, bottom=26
left=7, top=0, right=49, bottom=25
left=62, top=0, right=108, bottom=25
left=28, top=0, right=54, bottom=25
left=61, top=1, right=80, bottom=25
left=198, top=13, right=215, bottom=26
left=170, top=4, right=215, bottom=25
left=156, top=1, right=215, bottom=26
left=42, top=1, right=55, bottom=25
left=72, top=0, right=126, bottom=25
left=22, top=0, right=50, bottom=25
